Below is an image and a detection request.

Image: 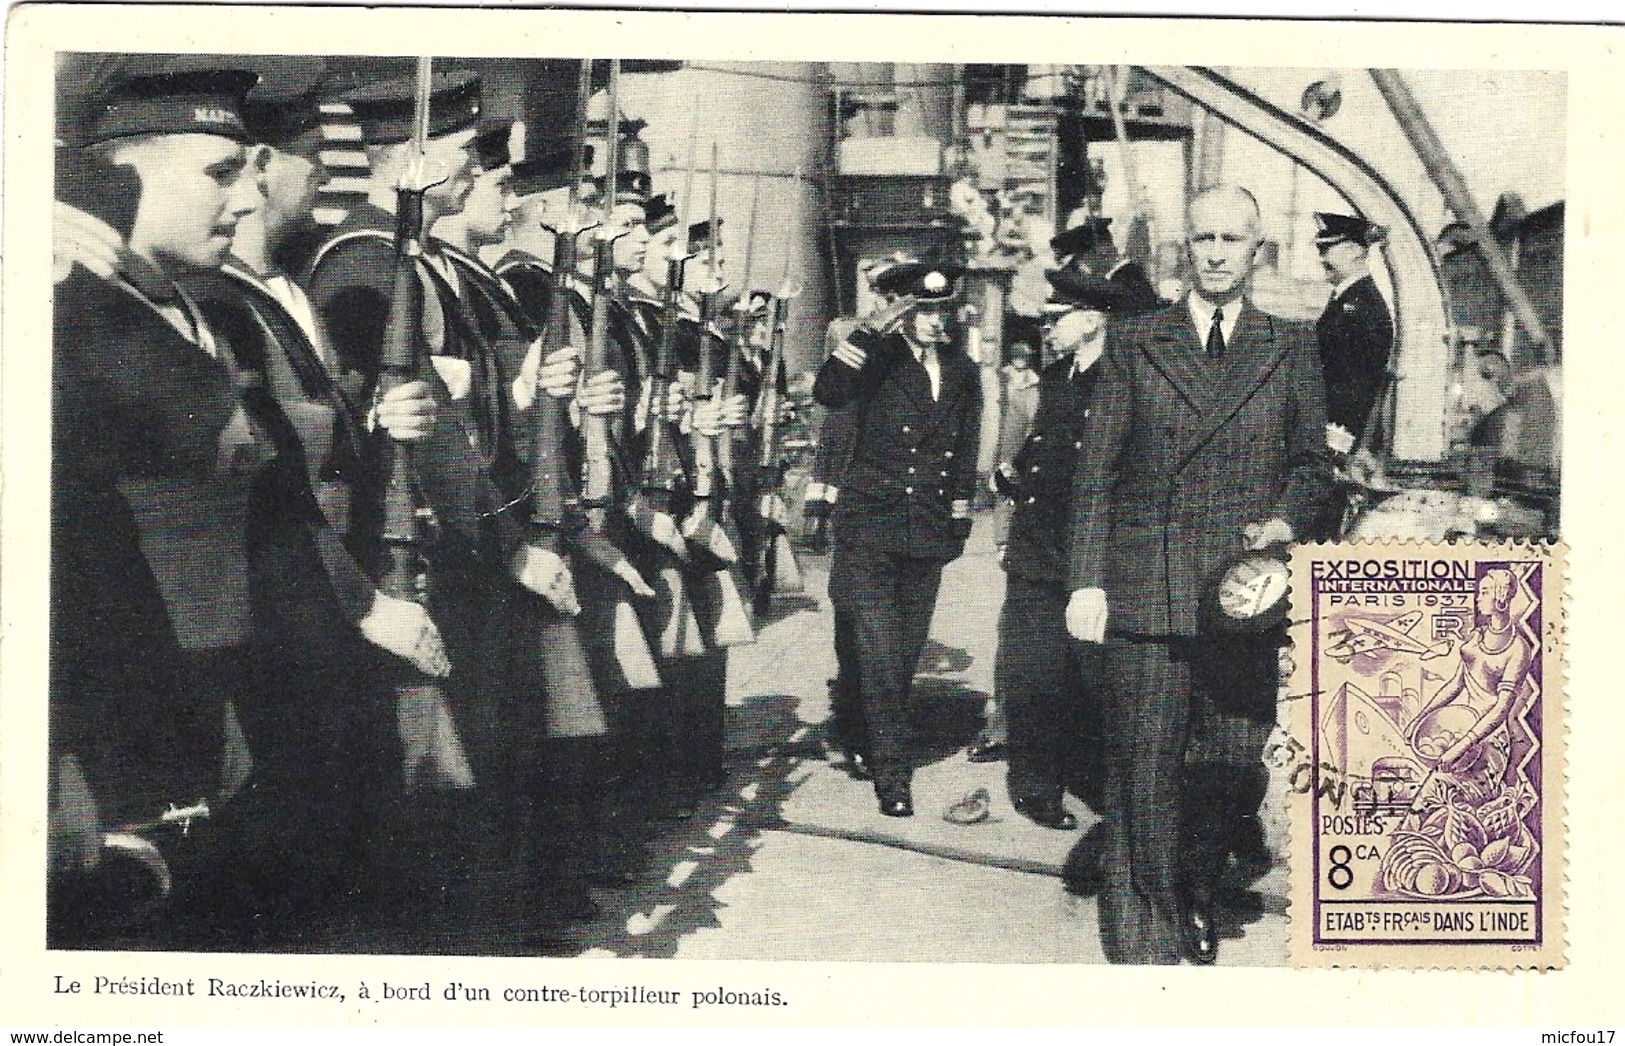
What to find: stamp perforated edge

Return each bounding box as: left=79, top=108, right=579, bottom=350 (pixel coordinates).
left=1283, top=538, right=1568, bottom=970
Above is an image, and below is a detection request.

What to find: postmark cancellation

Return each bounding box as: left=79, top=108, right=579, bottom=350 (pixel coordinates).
left=1286, top=540, right=1566, bottom=968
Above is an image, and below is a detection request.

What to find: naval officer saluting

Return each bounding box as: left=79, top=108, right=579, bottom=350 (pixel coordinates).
left=813, top=262, right=982, bottom=818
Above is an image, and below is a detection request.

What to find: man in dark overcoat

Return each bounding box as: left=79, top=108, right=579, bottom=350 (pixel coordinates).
left=1066, top=186, right=1333, bottom=964
left=1313, top=211, right=1393, bottom=446
left=813, top=263, right=982, bottom=817
left=993, top=267, right=1150, bottom=830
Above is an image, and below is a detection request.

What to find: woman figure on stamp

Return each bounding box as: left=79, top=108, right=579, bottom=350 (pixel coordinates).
left=1407, top=568, right=1535, bottom=802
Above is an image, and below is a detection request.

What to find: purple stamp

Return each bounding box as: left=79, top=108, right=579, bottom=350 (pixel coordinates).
left=1288, top=541, right=1565, bottom=967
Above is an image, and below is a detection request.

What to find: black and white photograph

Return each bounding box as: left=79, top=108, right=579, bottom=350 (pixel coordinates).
left=37, top=42, right=1570, bottom=971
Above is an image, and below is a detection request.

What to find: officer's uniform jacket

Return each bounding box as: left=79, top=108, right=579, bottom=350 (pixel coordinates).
left=1067, top=301, right=1333, bottom=637
left=812, top=328, right=982, bottom=562
left=1003, top=351, right=1104, bottom=590
left=1316, top=273, right=1393, bottom=439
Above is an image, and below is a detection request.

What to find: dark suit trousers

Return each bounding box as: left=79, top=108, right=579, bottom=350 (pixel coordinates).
left=1098, top=635, right=1277, bottom=964
left=996, top=575, right=1104, bottom=808
left=827, top=542, right=945, bottom=789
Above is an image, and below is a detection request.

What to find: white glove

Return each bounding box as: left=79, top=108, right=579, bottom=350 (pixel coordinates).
left=513, top=342, right=582, bottom=409
left=1066, top=587, right=1109, bottom=644
left=1326, top=422, right=1356, bottom=456
left=359, top=592, right=452, bottom=677
left=53, top=201, right=122, bottom=284
left=719, top=392, right=750, bottom=429
left=951, top=498, right=971, bottom=521
left=539, top=345, right=581, bottom=401
left=577, top=369, right=625, bottom=417
left=374, top=379, right=438, bottom=443
left=758, top=493, right=789, bottom=528
left=511, top=544, right=581, bottom=615
left=1242, top=517, right=1294, bottom=551
left=691, top=398, right=726, bottom=438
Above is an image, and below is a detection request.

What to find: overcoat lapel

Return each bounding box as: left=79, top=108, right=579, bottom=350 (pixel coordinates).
left=1177, top=305, right=1292, bottom=467
left=1141, top=307, right=1215, bottom=416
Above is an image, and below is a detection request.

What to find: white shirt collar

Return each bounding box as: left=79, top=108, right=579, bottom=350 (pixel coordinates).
left=1187, top=292, right=1243, bottom=350
left=909, top=339, right=943, bottom=401
left=1070, top=335, right=1106, bottom=378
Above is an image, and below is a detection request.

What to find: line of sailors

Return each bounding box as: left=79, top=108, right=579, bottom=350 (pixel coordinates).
left=48, top=58, right=783, bottom=953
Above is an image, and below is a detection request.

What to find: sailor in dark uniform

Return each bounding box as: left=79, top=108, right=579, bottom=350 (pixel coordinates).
left=813, top=263, right=982, bottom=817
left=50, top=66, right=270, bottom=948
left=991, top=269, right=1127, bottom=831
left=303, top=71, right=588, bottom=949
left=177, top=65, right=448, bottom=943
left=1313, top=211, right=1394, bottom=446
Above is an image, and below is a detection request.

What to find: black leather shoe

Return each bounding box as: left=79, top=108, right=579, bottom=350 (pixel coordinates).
left=1062, top=820, right=1109, bottom=897
left=966, top=738, right=1007, bottom=763
left=876, top=783, right=913, bottom=818
left=1181, top=889, right=1219, bottom=965
left=1013, top=795, right=1079, bottom=831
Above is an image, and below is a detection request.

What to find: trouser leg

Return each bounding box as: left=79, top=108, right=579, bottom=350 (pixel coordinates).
left=1097, top=639, right=1190, bottom=965
left=832, top=545, right=908, bottom=789
left=1183, top=633, right=1280, bottom=893
left=828, top=596, right=867, bottom=756
left=1000, top=577, right=1071, bottom=804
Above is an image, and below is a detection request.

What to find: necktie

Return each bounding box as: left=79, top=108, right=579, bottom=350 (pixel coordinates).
left=1206, top=307, right=1226, bottom=360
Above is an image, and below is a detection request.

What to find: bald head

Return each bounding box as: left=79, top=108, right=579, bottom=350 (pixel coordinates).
left=1185, top=185, right=1263, bottom=303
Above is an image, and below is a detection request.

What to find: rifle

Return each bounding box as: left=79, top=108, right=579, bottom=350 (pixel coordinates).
left=678, top=143, right=754, bottom=648
left=510, top=58, right=618, bottom=734
left=752, top=172, right=807, bottom=614
left=379, top=57, right=473, bottom=791
left=717, top=171, right=762, bottom=487
left=633, top=230, right=709, bottom=658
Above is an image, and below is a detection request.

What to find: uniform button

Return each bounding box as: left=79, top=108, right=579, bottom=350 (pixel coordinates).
left=1029, top=465, right=1040, bottom=474
left=1083, top=410, right=1091, bottom=419
left=1074, top=440, right=1084, bottom=449
left=1032, top=434, right=1043, bottom=443
left=907, top=466, right=916, bottom=474
left=905, top=486, right=914, bottom=494
left=1026, top=496, right=1037, bottom=505
left=940, top=470, right=948, bottom=478
left=944, top=450, right=954, bottom=459
left=902, top=425, right=911, bottom=433
left=937, top=489, right=945, bottom=496
left=910, top=447, right=918, bottom=454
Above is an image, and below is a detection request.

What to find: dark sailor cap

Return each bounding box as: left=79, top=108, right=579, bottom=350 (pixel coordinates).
left=87, top=67, right=259, bottom=145
left=1050, top=217, right=1114, bottom=264
left=1314, top=211, right=1385, bottom=248
left=1046, top=267, right=1119, bottom=312
left=592, top=137, right=652, bottom=202
left=343, top=69, right=482, bottom=145
left=510, top=142, right=589, bottom=197
left=687, top=217, right=722, bottom=248
left=473, top=120, right=512, bottom=171
left=241, top=58, right=328, bottom=147
left=643, top=193, right=678, bottom=234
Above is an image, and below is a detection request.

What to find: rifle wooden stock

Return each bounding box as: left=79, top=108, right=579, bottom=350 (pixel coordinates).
left=379, top=187, right=473, bottom=792
left=581, top=236, right=618, bottom=516
left=752, top=294, right=804, bottom=613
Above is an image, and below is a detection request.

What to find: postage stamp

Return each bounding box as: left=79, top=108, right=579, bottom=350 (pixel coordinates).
left=1287, top=540, right=1566, bottom=967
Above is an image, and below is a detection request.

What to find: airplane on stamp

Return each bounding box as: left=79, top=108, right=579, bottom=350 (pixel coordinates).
left=1324, top=610, right=1455, bottom=662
